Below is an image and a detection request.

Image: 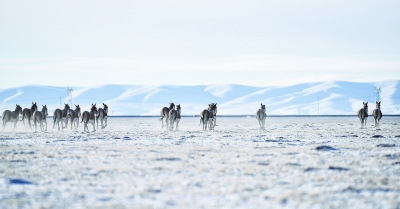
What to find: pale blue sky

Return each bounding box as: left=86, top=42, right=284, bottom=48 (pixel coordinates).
left=1, top=0, right=399, bottom=88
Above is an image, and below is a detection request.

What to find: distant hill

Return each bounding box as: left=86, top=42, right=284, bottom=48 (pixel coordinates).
left=0, top=81, right=399, bottom=116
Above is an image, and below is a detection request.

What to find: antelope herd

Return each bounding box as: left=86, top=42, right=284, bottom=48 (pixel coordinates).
left=1, top=103, right=108, bottom=132
left=357, top=101, right=384, bottom=128
left=1, top=101, right=384, bottom=132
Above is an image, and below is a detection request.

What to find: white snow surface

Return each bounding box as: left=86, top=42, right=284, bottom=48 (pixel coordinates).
left=0, top=117, right=399, bottom=208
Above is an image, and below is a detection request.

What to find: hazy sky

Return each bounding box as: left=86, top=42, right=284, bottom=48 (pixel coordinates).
left=1, top=0, right=399, bottom=89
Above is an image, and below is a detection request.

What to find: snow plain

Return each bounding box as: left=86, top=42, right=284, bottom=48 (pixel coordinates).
left=1, top=116, right=400, bottom=208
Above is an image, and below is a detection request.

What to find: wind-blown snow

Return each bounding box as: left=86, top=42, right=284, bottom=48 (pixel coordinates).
left=349, top=98, right=364, bottom=113
left=223, top=88, right=271, bottom=105
left=375, top=81, right=399, bottom=114
left=301, top=81, right=339, bottom=96
left=2, top=90, right=23, bottom=103
left=70, top=85, right=104, bottom=101
left=204, top=85, right=232, bottom=98
left=107, top=86, right=157, bottom=103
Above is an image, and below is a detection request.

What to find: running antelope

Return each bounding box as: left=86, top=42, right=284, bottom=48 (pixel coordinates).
left=97, top=103, right=108, bottom=129
left=81, top=104, right=98, bottom=132
left=169, top=104, right=181, bottom=131
left=53, top=103, right=70, bottom=131
left=255, top=103, right=267, bottom=129
left=160, top=103, right=175, bottom=129
left=21, top=102, right=37, bottom=130
left=208, top=103, right=217, bottom=130
left=209, top=103, right=217, bottom=128
left=200, top=104, right=216, bottom=130
left=68, top=104, right=81, bottom=130
left=372, top=101, right=382, bottom=128
left=357, top=102, right=368, bottom=128
left=2, top=104, right=23, bottom=131
left=32, top=105, right=48, bottom=132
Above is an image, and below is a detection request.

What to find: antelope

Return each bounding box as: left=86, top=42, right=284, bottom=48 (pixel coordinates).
left=81, top=104, right=98, bottom=132
left=255, top=103, right=267, bottom=129
left=169, top=104, right=181, bottom=131
left=160, top=103, right=175, bottom=129
left=2, top=104, right=23, bottom=131
left=97, top=103, right=108, bottom=129
left=200, top=104, right=216, bottom=130
left=21, top=102, right=37, bottom=130
left=32, top=105, right=48, bottom=132
left=357, top=102, right=368, bottom=128
left=372, top=101, right=382, bottom=128
left=53, top=103, right=70, bottom=131
left=68, top=104, right=81, bottom=130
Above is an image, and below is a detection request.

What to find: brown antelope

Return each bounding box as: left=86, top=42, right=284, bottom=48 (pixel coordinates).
left=53, top=103, right=70, bottom=131
left=169, top=104, right=181, bottom=131
left=68, top=104, right=81, bottom=131
left=81, top=104, right=98, bottom=132
left=200, top=103, right=216, bottom=130
left=33, top=105, right=48, bottom=132
left=160, top=103, right=175, bottom=129
left=21, top=102, right=37, bottom=130
left=97, top=103, right=108, bottom=129
left=2, top=104, right=23, bottom=131
left=372, top=101, right=382, bottom=128
left=255, top=103, right=267, bottom=129
left=357, top=102, right=368, bottom=128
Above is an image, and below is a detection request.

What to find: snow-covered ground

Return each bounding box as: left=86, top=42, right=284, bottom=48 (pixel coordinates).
left=1, top=116, right=400, bottom=208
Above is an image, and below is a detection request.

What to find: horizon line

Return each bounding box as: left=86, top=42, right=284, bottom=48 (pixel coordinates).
left=85, top=114, right=400, bottom=117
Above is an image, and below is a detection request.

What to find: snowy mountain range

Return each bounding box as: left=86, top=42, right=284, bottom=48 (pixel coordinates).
left=0, top=81, right=399, bottom=116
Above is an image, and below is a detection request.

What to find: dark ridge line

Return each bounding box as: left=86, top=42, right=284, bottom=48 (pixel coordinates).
left=1, top=115, right=398, bottom=119
left=106, top=115, right=400, bottom=118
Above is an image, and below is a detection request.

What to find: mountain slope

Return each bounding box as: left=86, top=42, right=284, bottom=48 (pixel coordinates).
left=0, top=81, right=399, bottom=115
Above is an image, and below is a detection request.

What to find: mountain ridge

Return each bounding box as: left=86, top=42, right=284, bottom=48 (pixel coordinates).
left=1, top=81, right=399, bottom=116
